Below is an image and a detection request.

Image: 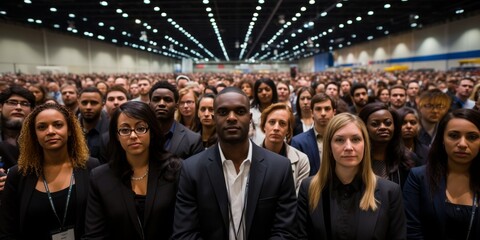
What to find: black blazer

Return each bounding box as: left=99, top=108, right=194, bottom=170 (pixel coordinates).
left=297, top=176, right=406, bottom=240
left=0, top=157, right=100, bottom=240
left=403, top=166, right=480, bottom=240
left=83, top=159, right=180, bottom=240
left=172, top=143, right=298, bottom=240
left=168, top=122, right=203, bottom=159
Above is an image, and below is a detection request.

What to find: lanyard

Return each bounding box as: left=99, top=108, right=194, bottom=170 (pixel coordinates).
left=42, top=172, right=74, bottom=231
left=466, top=192, right=478, bottom=240
left=225, top=168, right=249, bottom=240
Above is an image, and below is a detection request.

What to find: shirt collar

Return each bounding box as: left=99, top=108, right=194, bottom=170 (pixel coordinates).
left=219, top=141, right=253, bottom=165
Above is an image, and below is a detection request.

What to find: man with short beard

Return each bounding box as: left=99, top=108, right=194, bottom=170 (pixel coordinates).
left=78, top=87, right=109, bottom=159
left=348, top=83, right=369, bottom=114
left=61, top=82, right=79, bottom=115
left=0, top=86, right=35, bottom=146
left=0, top=86, right=35, bottom=190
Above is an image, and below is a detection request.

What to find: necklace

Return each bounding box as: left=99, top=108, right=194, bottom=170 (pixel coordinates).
left=131, top=167, right=149, bottom=181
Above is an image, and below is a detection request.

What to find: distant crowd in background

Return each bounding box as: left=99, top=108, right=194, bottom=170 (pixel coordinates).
left=0, top=68, right=478, bottom=239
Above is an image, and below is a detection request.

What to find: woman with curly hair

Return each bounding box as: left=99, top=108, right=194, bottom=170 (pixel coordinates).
left=84, top=101, right=182, bottom=239
left=0, top=103, right=99, bottom=239
left=359, top=102, right=416, bottom=188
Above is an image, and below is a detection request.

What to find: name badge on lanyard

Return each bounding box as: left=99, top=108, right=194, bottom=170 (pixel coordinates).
left=51, top=228, right=75, bottom=240
left=43, top=172, right=75, bottom=240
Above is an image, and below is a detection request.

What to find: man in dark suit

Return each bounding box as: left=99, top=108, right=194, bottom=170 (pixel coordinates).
left=172, top=87, right=297, bottom=239
left=291, top=94, right=336, bottom=176
left=149, top=81, right=203, bottom=159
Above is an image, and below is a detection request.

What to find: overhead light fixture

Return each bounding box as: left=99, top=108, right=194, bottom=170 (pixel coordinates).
left=356, top=16, right=362, bottom=21
left=336, top=3, right=343, bottom=8
left=50, top=8, right=57, bottom=12
left=368, top=11, right=374, bottom=15
left=321, top=12, right=327, bottom=17
left=69, top=13, right=75, bottom=18
left=384, top=4, right=391, bottom=9
left=301, top=7, right=306, bottom=11
left=455, top=9, right=464, bottom=14
left=154, top=6, right=160, bottom=11
left=99, top=1, right=108, bottom=6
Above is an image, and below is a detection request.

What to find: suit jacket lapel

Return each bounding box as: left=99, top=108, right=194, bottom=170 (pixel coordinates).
left=206, top=146, right=229, bottom=231
left=356, top=187, right=381, bottom=240
left=312, top=197, right=328, bottom=239
left=73, top=167, right=88, bottom=229
left=19, top=174, right=37, bottom=226
left=144, top=163, right=162, bottom=226
left=433, top=178, right=447, bottom=236
left=307, top=129, right=320, bottom=172
left=245, top=145, right=267, bottom=238
left=169, top=122, right=185, bottom=154
left=120, top=179, right=144, bottom=238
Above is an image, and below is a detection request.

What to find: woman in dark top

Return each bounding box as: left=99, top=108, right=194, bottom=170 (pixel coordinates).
left=293, top=87, right=315, bottom=137
left=397, top=107, right=429, bottom=165
left=359, top=102, right=416, bottom=188
left=0, top=104, right=99, bottom=240
left=297, top=113, right=406, bottom=240
left=403, top=109, right=480, bottom=240
left=83, top=101, right=182, bottom=240
left=197, top=93, right=217, bottom=149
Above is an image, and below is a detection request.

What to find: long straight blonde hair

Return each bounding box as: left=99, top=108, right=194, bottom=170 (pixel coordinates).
left=308, top=113, right=378, bottom=212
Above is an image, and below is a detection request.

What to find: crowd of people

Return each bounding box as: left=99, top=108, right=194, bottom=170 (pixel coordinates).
left=0, top=68, right=478, bottom=239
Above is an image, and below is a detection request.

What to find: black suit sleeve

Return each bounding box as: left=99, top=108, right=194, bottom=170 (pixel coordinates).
left=83, top=169, right=110, bottom=240
left=386, top=182, right=407, bottom=240
left=270, top=159, right=298, bottom=239
left=189, top=133, right=204, bottom=156
left=172, top=161, right=203, bottom=240
left=0, top=167, right=21, bottom=239
left=296, top=178, right=310, bottom=240
left=403, top=169, right=425, bottom=240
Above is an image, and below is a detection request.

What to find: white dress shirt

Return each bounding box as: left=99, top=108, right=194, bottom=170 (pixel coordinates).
left=219, top=141, right=252, bottom=240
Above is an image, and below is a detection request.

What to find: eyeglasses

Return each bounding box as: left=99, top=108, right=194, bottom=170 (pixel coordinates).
left=4, top=99, right=31, bottom=107
left=422, top=104, right=446, bottom=110
left=179, top=100, right=195, bottom=106
left=117, top=126, right=149, bottom=136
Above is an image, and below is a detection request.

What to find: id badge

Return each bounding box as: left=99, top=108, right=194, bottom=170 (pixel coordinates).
left=51, top=228, right=75, bottom=240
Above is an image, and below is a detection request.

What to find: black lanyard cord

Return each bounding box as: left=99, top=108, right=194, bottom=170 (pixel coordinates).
left=42, top=171, right=74, bottom=231
left=466, top=192, right=478, bottom=240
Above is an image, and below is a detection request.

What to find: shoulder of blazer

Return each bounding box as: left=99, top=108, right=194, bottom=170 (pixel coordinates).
left=86, top=157, right=101, bottom=170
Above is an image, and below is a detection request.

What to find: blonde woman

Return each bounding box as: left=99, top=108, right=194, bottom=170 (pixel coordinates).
left=297, top=113, right=406, bottom=239
left=0, top=104, right=99, bottom=239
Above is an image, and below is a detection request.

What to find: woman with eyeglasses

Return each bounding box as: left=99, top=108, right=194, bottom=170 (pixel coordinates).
left=83, top=101, right=182, bottom=239
left=403, top=109, right=480, bottom=239
left=0, top=104, right=99, bottom=240
left=175, top=86, right=200, bottom=132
